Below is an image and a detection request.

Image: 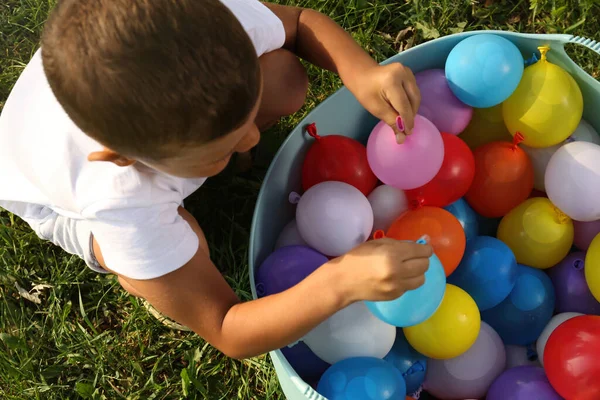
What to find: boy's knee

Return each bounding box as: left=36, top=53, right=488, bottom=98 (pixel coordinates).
left=260, top=49, right=308, bottom=117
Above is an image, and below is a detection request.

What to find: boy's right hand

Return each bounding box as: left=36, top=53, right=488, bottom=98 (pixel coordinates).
left=333, top=238, right=434, bottom=303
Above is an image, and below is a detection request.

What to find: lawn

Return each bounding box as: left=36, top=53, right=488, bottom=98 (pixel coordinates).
left=1, top=0, right=599, bottom=399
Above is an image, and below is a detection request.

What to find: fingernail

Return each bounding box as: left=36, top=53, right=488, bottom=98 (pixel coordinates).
left=396, top=116, right=405, bottom=132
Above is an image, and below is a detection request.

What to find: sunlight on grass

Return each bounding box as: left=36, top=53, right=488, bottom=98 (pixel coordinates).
left=1, top=0, right=599, bottom=398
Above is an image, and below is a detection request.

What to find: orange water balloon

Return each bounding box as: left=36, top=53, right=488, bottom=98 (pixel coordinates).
left=387, top=206, right=466, bottom=276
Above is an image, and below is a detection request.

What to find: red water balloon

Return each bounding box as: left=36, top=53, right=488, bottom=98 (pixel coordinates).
left=544, top=315, right=600, bottom=400
left=465, top=134, right=534, bottom=218
left=406, top=132, right=475, bottom=207
left=302, top=123, right=377, bottom=196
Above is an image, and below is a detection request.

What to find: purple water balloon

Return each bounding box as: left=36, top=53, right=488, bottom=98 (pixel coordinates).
left=294, top=181, right=373, bottom=256
left=255, top=246, right=328, bottom=297
left=547, top=252, right=600, bottom=315
left=573, top=219, right=600, bottom=251
left=423, top=322, right=505, bottom=400
left=487, top=366, right=562, bottom=400
left=280, top=342, right=330, bottom=383
left=415, top=69, right=473, bottom=135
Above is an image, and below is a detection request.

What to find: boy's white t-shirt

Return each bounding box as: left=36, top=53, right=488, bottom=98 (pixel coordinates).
left=0, top=0, right=285, bottom=279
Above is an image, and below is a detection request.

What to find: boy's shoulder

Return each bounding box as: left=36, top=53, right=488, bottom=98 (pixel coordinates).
left=0, top=50, right=204, bottom=214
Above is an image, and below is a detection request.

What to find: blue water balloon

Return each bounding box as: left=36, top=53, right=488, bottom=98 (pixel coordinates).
left=318, top=357, right=407, bottom=400
left=448, top=236, right=518, bottom=310
left=482, top=264, right=556, bottom=345
left=444, top=198, right=478, bottom=241
left=446, top=34, right=524, bottom=108
left=384, top=329, right=427, bottom=395
left=366, top=240, right=446, bottom=327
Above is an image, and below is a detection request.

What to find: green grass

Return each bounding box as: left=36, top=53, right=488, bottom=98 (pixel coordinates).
left=1, top=0, right=599, bottom=398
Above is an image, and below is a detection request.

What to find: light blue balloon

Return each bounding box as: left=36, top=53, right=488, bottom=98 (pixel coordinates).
left=448, top=236, right=518, bottom=311
left=445, top=34, right=524, bottom=108
left=318, top=357, right=406, bottom=400
left=384, top=329, right=427, bottom=395
left=482, top=264, right=556, bottom=346
left=366, top=242, right=446, bottom=327
left=444, top=198, right=478, bottom=241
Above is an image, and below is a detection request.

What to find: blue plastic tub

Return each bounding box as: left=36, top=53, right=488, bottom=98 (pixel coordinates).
left=249, top=31, right=600, bottom=400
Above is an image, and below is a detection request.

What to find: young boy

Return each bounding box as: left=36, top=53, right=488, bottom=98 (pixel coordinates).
left=0, top=0, right=432, bottom=359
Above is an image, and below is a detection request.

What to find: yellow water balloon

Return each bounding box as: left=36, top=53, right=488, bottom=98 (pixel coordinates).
left=497, top=197, right=574, bottom=269
left=503, top=46, right=583, bottom=148
left=585, top=233, right=600, bottom=302
left=403, top=284, right=480, bottom=359
left=459, top=104, right=513, bottom=150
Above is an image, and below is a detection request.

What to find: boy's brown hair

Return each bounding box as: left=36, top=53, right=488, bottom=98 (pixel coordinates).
left=42, top=0, right=261, bottom=161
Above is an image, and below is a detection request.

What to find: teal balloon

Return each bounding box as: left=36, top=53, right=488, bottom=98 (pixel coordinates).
left=444, top=198, right=478, bottom=241
left=366, top=250, right=446, bottom=327
left=446, top=34, right=524, bottom=108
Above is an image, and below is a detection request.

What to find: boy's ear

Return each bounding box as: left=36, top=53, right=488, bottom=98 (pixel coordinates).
left=88, top=148, right=136, bottom=167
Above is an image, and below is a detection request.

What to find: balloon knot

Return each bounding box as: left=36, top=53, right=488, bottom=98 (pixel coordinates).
left=538, top=45, right=550, bottom=62
left=305, top=123, right=321, bottom=140
left=526, top=347, right=539, bottom=362
left=538, top=45, right=550, bottom=61
left=403, top=361, right=426, bottom=376
left=373, top=230, right=386, bottom=240
left=553, top=206, right=570, bottom=224
left=573, top=259, right=584, bottom=270
left=288, top=192, right=301, bottom=204
left=410, top=197, right=425, bottom=210
left=512, top=132, right=525, bottom=148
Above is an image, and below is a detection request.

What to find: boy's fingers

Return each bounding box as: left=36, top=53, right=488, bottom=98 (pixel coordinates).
left=380, top=105, right=407, bottom=144
left=401, top=258, right=430, bottom=278
left=386, top=89, right=415, bottom=136
left=402, top=243, right=434, bottom=260
left=403, top=79, right=421, bottom=116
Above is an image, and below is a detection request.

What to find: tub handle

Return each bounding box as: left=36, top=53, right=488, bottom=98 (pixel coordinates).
left=302, top=385, right=327, bottom=400
left=569, top=35, right=600, bottom=56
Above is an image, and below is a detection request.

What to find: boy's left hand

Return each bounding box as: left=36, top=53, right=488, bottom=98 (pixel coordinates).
left=351, top=63, right=421, bottom=144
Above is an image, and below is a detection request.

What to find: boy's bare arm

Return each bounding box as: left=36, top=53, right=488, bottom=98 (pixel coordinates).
left=264, top=3, right=420, bottom=141
left=118, top=247, right=349, bottom=359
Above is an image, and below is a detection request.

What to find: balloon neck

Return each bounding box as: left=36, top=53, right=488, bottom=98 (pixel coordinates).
left=512, top=132, right=525, bottom=149
left=373, top=230, right=386, bottom=239
left=573, top=259, right=584, bottom=270
left=526, top=345, right=539, bottom=362
left=410, top=197, right=425, bottom=210
left=416, top=235, right=430, bottom=245
left=538, top=45, right=550, bottom=62
left=305, top=122, right=321, bottom=140
left=256, top=283, right=265, bottom=297
left=396, top=116, right=405, bottom=133
left=524, top=53, right=539, bottom=66
left=288, top=192, right=301, bottom=204
left=403, top=361, right=426, bottom=376
left=552, top=206, right=569, bottom=224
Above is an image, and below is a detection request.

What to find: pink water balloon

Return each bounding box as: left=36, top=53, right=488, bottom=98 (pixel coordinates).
left=415, top=69, right=473, bottom=135
left=367, top=115, right=444, bottom=190
left=574, top=219, right=600, bottom=251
